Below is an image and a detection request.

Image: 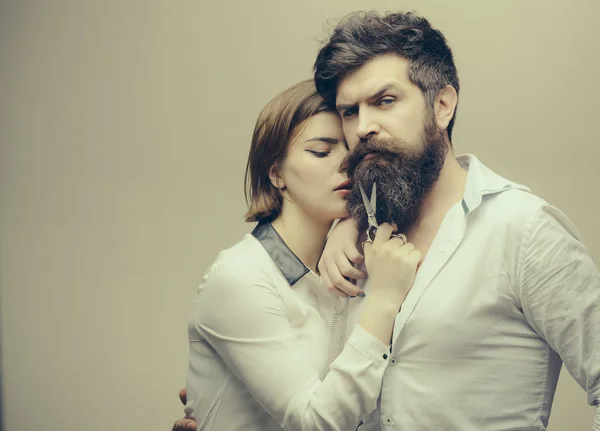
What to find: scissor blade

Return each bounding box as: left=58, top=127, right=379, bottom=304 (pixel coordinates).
left=358, top=182, right=375, bottom=214
left=370, top=182, right=377, bottom=213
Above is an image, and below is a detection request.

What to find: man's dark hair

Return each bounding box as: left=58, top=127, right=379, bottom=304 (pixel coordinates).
left=314, top=11, right=460, bottom=140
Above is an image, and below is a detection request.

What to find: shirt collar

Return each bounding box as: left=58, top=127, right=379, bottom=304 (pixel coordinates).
left=251, top=222, right=310, bottom=286
left=250, top=155, right=523, bottom=284
left=457, top=153, right=531, bottom=215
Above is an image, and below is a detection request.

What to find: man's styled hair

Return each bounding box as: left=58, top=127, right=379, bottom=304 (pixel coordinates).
left=244, top=79, right=331, bottom=223
left=314, top=11, right=460, bottom=139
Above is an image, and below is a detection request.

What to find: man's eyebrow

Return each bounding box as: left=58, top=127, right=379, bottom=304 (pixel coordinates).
left=336, top=83, right=401, bottom=112
left=305, top=137, right=340, bottom=144
left=369, top=83, right=400, bottom=100
left=335, top=102, right=355, bottom=113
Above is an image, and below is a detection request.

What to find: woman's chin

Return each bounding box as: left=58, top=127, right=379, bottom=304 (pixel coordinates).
left=333, top=209, right=349, bottom=220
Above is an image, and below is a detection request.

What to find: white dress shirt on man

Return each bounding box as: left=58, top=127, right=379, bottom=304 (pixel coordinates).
left=185, top=221, right=391, bottom=430
left=355, top=154, right=600, bottom=431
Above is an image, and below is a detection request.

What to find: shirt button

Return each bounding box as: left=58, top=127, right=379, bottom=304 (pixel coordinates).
left=383, top=353, right=388, bottom=360
left=384, top=416, right=393, bottom=426
left=390, top=357, right=397, bottom=366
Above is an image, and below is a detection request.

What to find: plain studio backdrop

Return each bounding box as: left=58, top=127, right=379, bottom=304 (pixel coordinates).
left=0, top=1, right=598, bottom=430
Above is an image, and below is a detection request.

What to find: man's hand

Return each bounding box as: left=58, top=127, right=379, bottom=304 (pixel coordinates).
left=171, top=388, right=196, bottom=431
left=318, top=218, right=366, bottom=297
left=172, top=418, right=196, bottom=431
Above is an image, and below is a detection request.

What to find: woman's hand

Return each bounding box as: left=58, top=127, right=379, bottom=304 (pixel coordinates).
left=171, top=389, right=196, bottom=431
left=362, top=222, right=420, bottom=306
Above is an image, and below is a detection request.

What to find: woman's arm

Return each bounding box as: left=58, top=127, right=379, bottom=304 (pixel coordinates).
left=194, top=267, right=390, bottom=431
left=195, top=223, right=418, bottom=430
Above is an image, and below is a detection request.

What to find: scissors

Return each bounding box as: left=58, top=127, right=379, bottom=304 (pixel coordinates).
left=359, top=181, right=407, bottom=245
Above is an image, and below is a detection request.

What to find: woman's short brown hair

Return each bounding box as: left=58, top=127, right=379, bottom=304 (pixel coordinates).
left=244, top=79, right=332, bottom=223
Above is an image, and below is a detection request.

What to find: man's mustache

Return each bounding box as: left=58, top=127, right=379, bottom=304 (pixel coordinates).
left=340, top=137, right=405, bottom=175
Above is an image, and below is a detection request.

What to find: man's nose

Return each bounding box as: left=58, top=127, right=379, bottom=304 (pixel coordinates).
left=355, top=110, right=380, bottom=142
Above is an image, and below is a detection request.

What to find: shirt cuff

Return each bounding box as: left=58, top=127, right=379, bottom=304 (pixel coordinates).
left=346, top=324, right=391, bottom=365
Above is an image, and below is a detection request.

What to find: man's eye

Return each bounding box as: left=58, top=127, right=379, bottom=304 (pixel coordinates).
left=379, top=98, right=395, bottom=106
left=307, top=150, right=330, bottom=158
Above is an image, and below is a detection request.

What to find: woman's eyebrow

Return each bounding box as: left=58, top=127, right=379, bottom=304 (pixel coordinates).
left=305, top=137, right=340, bottom=144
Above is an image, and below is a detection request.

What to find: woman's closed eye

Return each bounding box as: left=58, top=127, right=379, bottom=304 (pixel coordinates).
left=306, top=150, right=330, bottom=158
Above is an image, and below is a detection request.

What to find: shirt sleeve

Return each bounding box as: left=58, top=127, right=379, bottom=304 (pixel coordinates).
left=518, top=205, right=600, bottom=429
left=193, top=265, right=390, bottom=431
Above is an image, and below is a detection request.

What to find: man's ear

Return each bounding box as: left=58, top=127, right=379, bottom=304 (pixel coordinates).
left=268, top=162, right=285, bottom=190
left=434, top=84, right=458, bottom=131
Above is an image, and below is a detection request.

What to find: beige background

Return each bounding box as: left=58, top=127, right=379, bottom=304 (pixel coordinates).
left=1, top=1, right=598, bottom=430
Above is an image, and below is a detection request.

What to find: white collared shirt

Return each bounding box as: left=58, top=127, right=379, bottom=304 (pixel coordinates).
left=356, top=154, right=600, bottom=431
left=185, top=222, right=390, bottom=430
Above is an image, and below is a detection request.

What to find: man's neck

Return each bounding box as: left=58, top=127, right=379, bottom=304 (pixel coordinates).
left=407, top=150, right=468, bottom=250
left=270, top=206, right=333, bottom=274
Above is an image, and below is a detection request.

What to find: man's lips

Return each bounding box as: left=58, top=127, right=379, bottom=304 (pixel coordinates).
left=345, top=150, right=388, bottom=174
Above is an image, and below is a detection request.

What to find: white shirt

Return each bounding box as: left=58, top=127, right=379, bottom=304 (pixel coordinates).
left=356, top=154, right=600, bottom=431
left=185, top=222, right=391, bottom=430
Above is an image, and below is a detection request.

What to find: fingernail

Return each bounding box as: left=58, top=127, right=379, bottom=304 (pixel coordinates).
left=357, top=291, right=366, bottom=298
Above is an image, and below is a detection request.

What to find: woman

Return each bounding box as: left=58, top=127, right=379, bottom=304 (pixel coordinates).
left=180, top=79, right=420, bottom=430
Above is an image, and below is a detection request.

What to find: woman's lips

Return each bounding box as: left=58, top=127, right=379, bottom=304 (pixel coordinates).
left=334, top=179, right=352, bottom=191
left=335, top=189, right=351, bottom=197
left=334, top=179, right=352, bottom=197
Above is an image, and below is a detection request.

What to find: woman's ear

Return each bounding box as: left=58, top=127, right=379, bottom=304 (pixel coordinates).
left=268, top=162, right=285, bottom=190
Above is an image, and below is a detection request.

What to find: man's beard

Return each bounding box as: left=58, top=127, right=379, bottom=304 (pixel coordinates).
left=342, top=118, right=448, bottom=237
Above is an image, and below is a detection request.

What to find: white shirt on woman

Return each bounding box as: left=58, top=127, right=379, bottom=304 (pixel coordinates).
left=185, top=221, right=391, bottom=431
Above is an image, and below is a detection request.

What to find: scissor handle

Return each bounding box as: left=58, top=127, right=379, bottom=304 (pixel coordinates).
left=365, top=227, right=407, bottom=244
left=393, top=233, right=408, bottom=243
left=366, top=225, right=377, bottom=243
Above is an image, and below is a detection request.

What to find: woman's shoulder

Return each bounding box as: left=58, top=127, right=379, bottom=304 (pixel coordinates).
left=202, top=233, right=276, bottom=288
